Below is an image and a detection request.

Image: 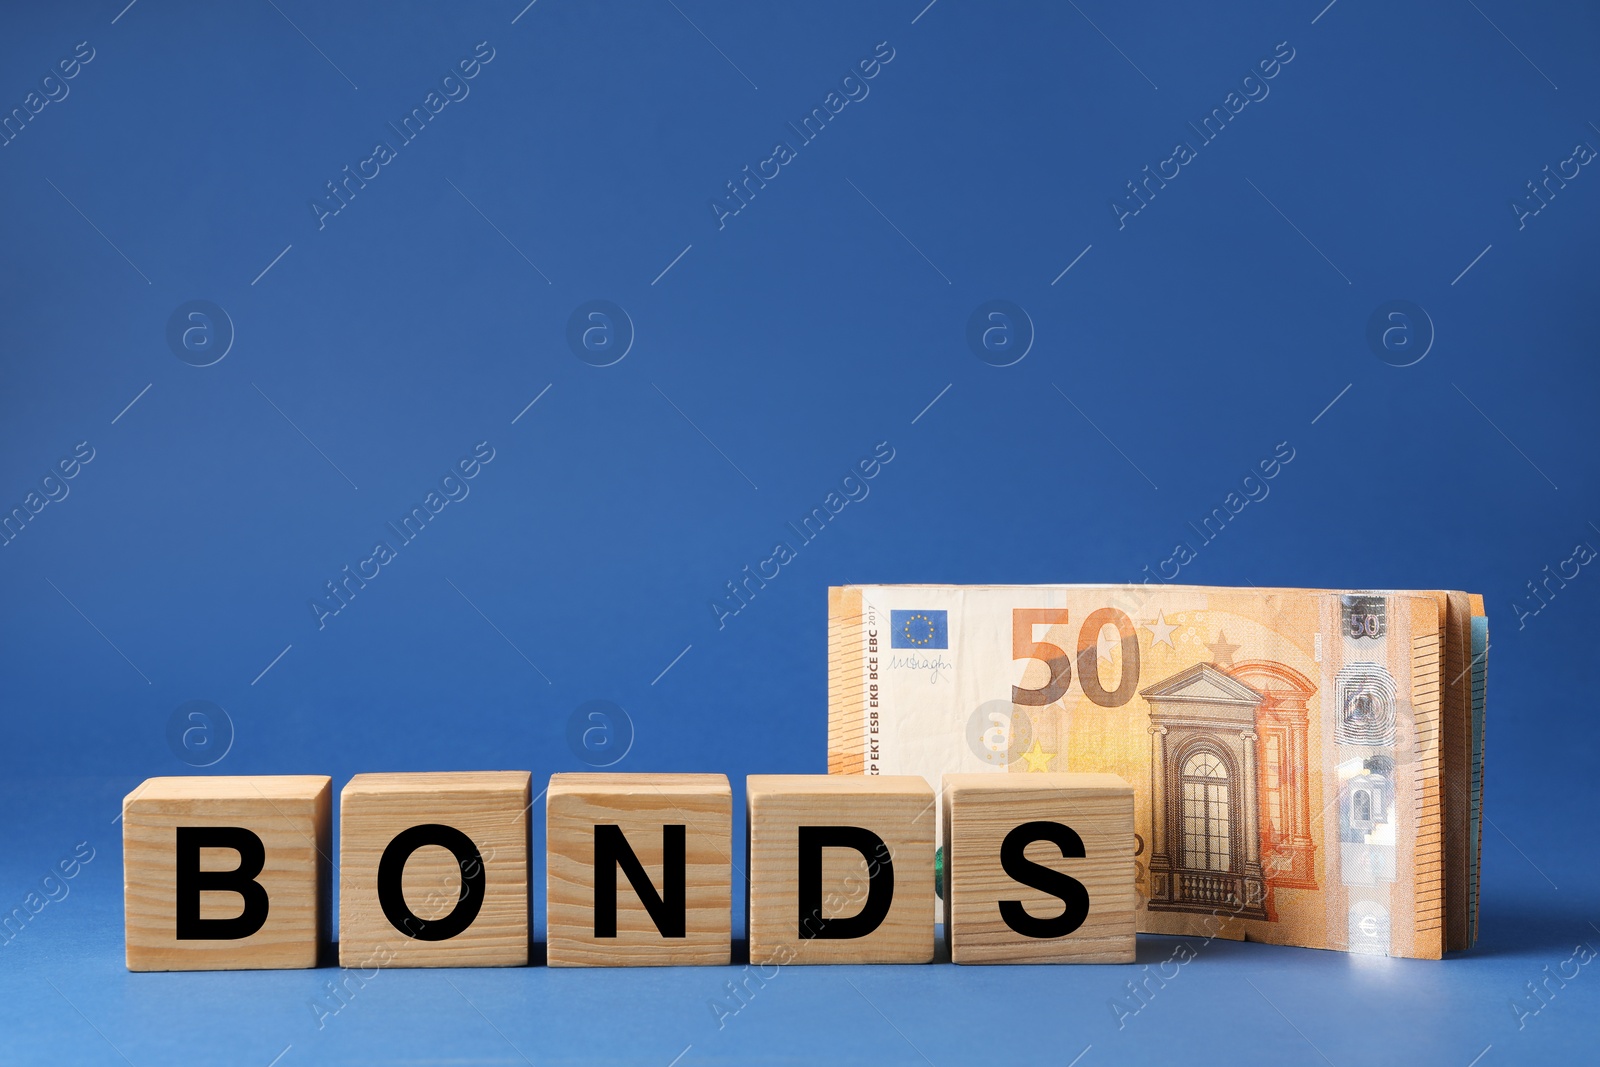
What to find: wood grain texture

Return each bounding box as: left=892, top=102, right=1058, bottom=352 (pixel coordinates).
left=943, top=772, right=1135, bottom=964
left=122, top=775, right=330, bottom=972
left=546, top=773, right=730, bottom=966
left=747, top=774, right=934, bottom=965
left=338, top=771, right=530, bottom=968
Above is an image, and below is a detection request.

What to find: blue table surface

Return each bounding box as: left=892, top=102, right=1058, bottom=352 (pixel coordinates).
left=2, top=770, right=1595, bottom=1066
left=3, top=0, right=1598, bottom=1063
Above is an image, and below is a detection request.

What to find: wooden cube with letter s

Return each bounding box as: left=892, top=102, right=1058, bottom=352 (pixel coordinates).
left=942, top=772, right=1136, bottom=964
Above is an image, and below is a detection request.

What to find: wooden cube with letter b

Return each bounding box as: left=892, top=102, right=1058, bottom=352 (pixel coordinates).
left=546, top=773, right=731, bottom=966
left=122, top=775, right=331, bottom=971
left=942, top=772, right=1135, bottom=964
left=747, top=775, right=934, bottom=965
left=338, top=771, right=531, bottom=968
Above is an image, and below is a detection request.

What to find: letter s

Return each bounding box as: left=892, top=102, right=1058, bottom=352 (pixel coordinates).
left=997, top=821, right=1091, bottom=938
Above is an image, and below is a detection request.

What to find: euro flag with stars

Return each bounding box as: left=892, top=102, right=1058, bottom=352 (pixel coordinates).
left=890, top=610, right=948, bottom=649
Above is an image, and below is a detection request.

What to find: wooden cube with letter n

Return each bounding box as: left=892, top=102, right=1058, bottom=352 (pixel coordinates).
left=942, top=772, right=1135, bottom=964
left=747, top=774, right=934, bottom=965
left=122, top=775, right=331, bottom=971
left=546, top=773, right=731, bottom=966
left=338, top=771, right=531, bottom=968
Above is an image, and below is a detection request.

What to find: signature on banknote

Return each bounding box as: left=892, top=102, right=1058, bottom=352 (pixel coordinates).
left=888, top=652, right=952, bottom=684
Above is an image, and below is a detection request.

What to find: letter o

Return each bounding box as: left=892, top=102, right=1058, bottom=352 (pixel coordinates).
left=377, top=824, right=485, bottom=941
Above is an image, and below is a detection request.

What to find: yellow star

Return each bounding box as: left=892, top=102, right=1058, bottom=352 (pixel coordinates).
left=1020, top=739, right=1058, bottom=773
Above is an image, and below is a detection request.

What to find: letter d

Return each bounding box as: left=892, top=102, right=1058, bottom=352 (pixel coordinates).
left=797, top=826, right=894, bottom=939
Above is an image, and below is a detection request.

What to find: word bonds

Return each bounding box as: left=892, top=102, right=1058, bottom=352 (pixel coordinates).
left=121, top=771, right=1134, bottom=970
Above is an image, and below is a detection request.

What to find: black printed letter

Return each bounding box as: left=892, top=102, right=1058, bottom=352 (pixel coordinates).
left=377, top=824, right=485, bottom=941
left=997, top=821, right=1090, bottom=938
left=797, top=825, right=894, bottom=939
left=175, top=826, right=269, bottom=940
left=594, top=824, right=685, bottom=937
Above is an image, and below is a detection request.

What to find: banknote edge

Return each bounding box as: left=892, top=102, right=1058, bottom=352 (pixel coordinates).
left=828, top=586, right=864, bottom=775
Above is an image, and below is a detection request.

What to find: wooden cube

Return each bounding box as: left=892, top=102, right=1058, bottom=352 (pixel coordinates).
left=747, top=775, right=934, bottom=965
left=943, top=772, right=1135, bottom=964
left=122, top=775, right=330, bottom=971
left=546, top=773, right=731, bottom=966
left=338, top=771, right=530, bottom=968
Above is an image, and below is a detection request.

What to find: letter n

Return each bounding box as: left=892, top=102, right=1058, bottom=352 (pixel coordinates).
left=594, top=824, right=686, bottom=937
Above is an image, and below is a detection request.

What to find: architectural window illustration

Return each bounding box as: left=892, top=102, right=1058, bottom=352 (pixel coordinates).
left=1180, top=751, right=1231, bottom=872
left=1142, top=662, right=1269, bottom=920
left=1338, top=755, right=1397, bottom=886
left=1264, top=734, right=1284, bottom=834
left=1227, top=660, right=1318, bottom=892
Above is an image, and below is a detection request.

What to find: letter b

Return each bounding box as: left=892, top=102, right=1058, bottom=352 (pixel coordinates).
left=175, top=826, right=270, bottom=940
left=123, top=775, right=330, bottom=970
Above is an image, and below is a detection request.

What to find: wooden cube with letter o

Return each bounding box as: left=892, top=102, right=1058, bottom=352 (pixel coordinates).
left=338, top=771, right=531, bottom=968
left=942, top=772, right=1135, bottom=964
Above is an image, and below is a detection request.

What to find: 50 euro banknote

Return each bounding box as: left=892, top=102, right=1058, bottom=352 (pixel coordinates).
left=827, top=584, right=1486, bottom=959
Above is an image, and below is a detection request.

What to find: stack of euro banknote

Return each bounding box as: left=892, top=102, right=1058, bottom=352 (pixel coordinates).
left=827, top=584, right=1486, bottom=959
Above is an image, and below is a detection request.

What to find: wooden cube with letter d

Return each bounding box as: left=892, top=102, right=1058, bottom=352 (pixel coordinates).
left=546, top=773, right=731, bottom=966
left=747, top=774, right=934, bottom=964
left=942, top=772, right=1135, bottom=964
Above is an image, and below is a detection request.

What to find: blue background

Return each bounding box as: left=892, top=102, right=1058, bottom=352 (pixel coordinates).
left=2, top=0, right=1597, bottom=1063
